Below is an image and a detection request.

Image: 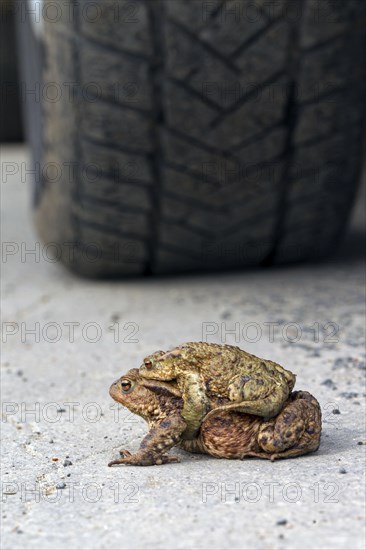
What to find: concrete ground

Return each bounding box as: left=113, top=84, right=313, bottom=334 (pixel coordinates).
left=1, top=145, right=365, bottom=550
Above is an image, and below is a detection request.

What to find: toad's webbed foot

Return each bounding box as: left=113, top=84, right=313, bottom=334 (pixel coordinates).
left=108, top=452, right=180, bottom=466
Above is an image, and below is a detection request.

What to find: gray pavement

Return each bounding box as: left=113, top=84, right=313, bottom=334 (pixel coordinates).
left=1, top=145, right=365, bottom=550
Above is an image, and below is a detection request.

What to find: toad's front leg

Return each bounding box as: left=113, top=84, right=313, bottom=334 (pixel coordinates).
left=108, top=414, right=187, bottom=467
left=180, top=373, right=210, bottom=440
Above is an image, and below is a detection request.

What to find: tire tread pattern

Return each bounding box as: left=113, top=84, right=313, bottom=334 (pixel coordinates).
left=35, top=0, right=366, bottom=276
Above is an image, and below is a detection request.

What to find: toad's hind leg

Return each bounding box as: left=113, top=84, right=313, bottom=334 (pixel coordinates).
left=257, top=391, right=322, bottom=460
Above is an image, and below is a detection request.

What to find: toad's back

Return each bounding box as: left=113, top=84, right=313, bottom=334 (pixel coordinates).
left=173, top=342, right=295, bottom=397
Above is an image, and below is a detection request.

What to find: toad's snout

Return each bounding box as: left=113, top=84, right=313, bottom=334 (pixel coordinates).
left=109, top=380, right=120, bottom=400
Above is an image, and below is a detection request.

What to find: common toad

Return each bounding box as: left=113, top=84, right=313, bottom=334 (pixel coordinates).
left=108, top=368, right=321, bottom=466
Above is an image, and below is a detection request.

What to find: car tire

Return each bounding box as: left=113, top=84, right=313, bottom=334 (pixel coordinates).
left=19, top=0, right=366, bottom=276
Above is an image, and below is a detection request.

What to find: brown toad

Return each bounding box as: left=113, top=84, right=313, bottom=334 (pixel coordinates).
left=108, top=368, right=321, bottom=467
left=139, top=342, right=296, bottom=439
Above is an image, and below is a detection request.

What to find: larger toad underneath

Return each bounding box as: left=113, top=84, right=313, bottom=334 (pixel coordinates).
left=108, top=369, right=321, bottom=466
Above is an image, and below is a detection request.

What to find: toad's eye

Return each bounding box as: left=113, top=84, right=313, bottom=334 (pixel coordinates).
left=144, top=360, right=153, bottom=370
left=121, top=380, right=132, bottom=392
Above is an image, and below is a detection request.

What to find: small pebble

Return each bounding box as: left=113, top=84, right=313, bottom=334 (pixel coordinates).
left=56, top=482, right=67, bottom=490
left=339, top=392, right=358, bottom=399
left=322, top=379, right=336, bottom=389
left=332, top=409, right=340, bottom=415
left=221, top=311, right=232, bottom=320
left=276, top=519, right=287, bottom=526
left=357, top=441, right=364, bottom=445
left=63, top=460, right=72, bottom=467
left=57, top=408, right=66, bottom=413
left=339, top=467, right=347, bottom=474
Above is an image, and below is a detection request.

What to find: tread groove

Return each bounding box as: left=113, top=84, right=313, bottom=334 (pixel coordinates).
left=81, top=136, right=152, bottom=158
left=145, top=1, right=165, bottom=274
left=208, top=1, right=227, bottom=21
left=160, top=217, right=213, bottom=239
left=229, top=121, right=284, bottom=152
left=85, top=92, right=153, bottom=117
left=210, top=69, right=286, bottom=128
left=302, top=33, right=348, bottom=54
left=262, top=0, right=303, bottom=266
left=296, top=125, right=360, bottom=149
left=83, top=166, right=152, bottom=189
left=164, top=126, right=239, bottom=163
left=79, top=30, right=152, bottom=63
left=164, top=160, right=223, bottom=187
left=78, top=219, right=148, bottom=244
left=156, top=242, right=203, bottom=262
left=168, top=75, right=223, bottom=111
left=299, top=86, right=346, bottom=107
left=231, top=16, right=282, bottom=59
left=167, top=16, right=241, bottom=74
left=76, top=194, right=150, bottom=215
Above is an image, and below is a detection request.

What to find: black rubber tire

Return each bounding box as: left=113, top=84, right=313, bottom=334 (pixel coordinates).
left=24, top=0, right=366, bottom=276
left=14, top=0, right=44, bottom=200
left=0, top=0, right=24, bottom=142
